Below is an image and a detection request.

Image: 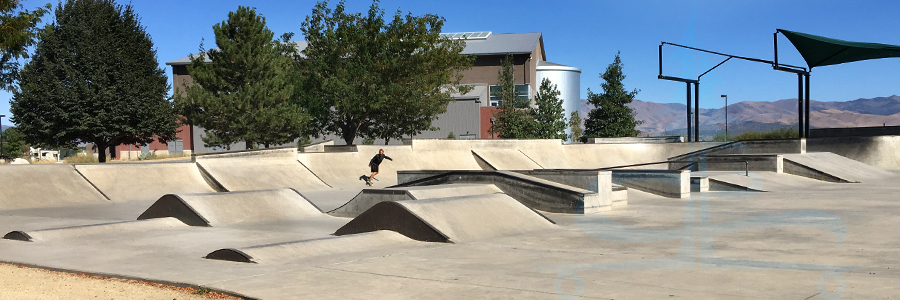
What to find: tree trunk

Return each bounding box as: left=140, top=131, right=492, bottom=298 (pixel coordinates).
left=96, top=143, right=108, bottom=163
left=245, top=141, right=252, bottom=150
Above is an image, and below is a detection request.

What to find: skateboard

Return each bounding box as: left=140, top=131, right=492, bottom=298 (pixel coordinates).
left=358, top=175, right=377, bottom=186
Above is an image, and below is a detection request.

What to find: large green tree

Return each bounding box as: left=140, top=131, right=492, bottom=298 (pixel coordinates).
left=531, top=78, right=567, bottom=140
left=10, top=0, right=175, bottom=162
left=583, top=52, right=643, bottom=139
left=0, top=0, right=50, bottom=91
left=299, top=0, right=472, bottom=145
left=490, top=54, right=533, bottom=139
left=1, top=126, right=26, bottom=158
left=175, top=6, right=307, bottom=150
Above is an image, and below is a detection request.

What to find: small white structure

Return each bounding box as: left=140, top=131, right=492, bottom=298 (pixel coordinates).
left=29, top=147, right=59, bottom=162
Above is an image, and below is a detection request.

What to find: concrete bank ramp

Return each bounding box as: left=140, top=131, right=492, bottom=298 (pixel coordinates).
left=328, top=184, right=503, bottom=218
left=334, top=193, right=556, bottom=243
left=563, top=143, right=722, bottom=169
left=706, top=172, right=828, bottom=192
left=137, top=189, right=323, bottom=227
left=471, top=149, right=542, bottom=170
left=194, top=148, right=330, bottom=192
left=808, top=136, right=900, bottom=170
left=782, top=152, right=896, bottom=183
left=0, top=164, right=108, bottom=210
left=205, top=231, right=419, bottom=263
left=75, top=162, right=216, bottom=202
left=3, top=218, right=186, bottom=242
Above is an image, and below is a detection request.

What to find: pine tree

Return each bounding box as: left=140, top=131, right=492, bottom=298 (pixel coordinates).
left=532, top=78, right=567, bottom=140
left=175, top=6, right=307, bottom=150
left=11, top=0, right=176, bottom=162
left=490, top=54, right=534, bottom=139
left=1, top=126, right=26, bottom=158
left=568, top=110, right=583, bottom=143
left=584, top=52, right=644, bottom=138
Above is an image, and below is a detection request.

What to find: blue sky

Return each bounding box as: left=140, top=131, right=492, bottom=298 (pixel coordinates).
left=3, top=0, right=900, bottom=124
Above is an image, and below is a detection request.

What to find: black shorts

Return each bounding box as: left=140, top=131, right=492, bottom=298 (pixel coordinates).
left=370, top=164, right=379, bottom=172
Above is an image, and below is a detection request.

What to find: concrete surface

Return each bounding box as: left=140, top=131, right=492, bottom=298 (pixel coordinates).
left=195, top=148, right=330, bottom=192
left=1, top=139, right=900, bottom=300
left=137, top=189, right=326, bottom=227
left=334, top=193, right=557, bottom=243
left=328, top=184, right=503, bottom=218
left=3, top=218, right=187, bottom=242
left=75, top=162, right=216, bottom=202
left=205, top=231, right=423, bottom=263
left=611, top=169, right=691, bottom=198
left=808, top=136, right=900, bottom=170
left=783, top=152, right=897, bottom=183
left=471, top=149, right=542, bottom=170
left=0, top=164, right=108, bottom=210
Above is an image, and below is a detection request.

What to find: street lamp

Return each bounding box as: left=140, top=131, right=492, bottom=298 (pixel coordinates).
left=720, top=95, right=728, bottom=139
left=0, top=114, right=5, bottom=158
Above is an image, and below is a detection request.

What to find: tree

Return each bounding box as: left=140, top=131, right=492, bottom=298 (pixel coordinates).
left=10, top=0, right=176, bottom=163
left=583, top=52, right=644, bottom=138
left=299, top=0, right=472, bottom=145
left=490, top=54, right=534, bottom=139
left=0, top=0, right=51, bottom=91
left=0, top=126, right=26, bottom=157
left=568, top=110, right=583, bottom=143
left=532, top=78, right=567, bottom=140
left=174, top=6, right=307, bottom=150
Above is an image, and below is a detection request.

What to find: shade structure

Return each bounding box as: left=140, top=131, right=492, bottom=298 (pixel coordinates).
left=779, top=29, right=900, bottom=69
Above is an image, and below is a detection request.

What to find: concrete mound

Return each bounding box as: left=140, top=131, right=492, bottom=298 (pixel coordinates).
left=471, top=149, right=542, bottom=170
left=205, top=231, right=417, bottom=263
left=782, top=152, right=896, bottom=183
left=75, top=162, right=216, bottom=202
left=327, top=184, right=503, bottom=218
left=334, top=193, right=556, bottom=243
left=137, top=188, right=323, bottom=227
left=3, top=218, right=186, bottom=242
left=0, top=164, right=108, bottom=210
left=194, top=148, right=330, bottom=192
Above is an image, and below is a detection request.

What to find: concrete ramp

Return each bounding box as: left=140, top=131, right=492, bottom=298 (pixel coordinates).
left=137, top=189, right=323, bottom=227
left=195, top=148, right=330, bottom=192
left=471, top=149, right=542, bottom=170
left=328, top=184, right=502, bottom=218
left=563, top=143, right=720, bottom=169
left=782, top=152, right=896, bottom=183
left=0, top=164, right=108, bottom=210
left=75, top=162, right=216, bottom=202
left=334, top=193, right=556, bottom=243
left=3, top=218, right=186, bottom=242
left=706, top=172, right=827, bottom=192
left=808, top=136, right=900, bottom=170
left=205, top=231, right=418, bottom=263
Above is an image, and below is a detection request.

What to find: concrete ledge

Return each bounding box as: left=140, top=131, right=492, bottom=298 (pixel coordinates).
left=673, top=154, right=783, bottom=173
left=611, top=169, right=690, bottom=198
left=691, top=176, right=709, bottom=192
left=669, top=139, right=804, bottom=162
left=395, top=170, right=606, bottom=214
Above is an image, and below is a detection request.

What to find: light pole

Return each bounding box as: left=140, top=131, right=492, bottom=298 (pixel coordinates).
left=0, top=114, right=5, bottom=158
left=720, top=95, right=728, bottom=139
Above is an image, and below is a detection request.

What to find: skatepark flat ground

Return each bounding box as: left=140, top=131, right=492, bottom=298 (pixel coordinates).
left=1, top=170, right=899, bottom=299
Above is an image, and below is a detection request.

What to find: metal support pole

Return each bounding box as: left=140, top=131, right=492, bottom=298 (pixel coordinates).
left=805, top=73, right=811, bottom=138
left=694, top=82, right=700, bottom=142
left=659, top=44, right=663, bottom=76
left=798, top=74, right=804, bottom=138
left=0, top=115, right=4, bottom=157
left=686, top=83, right=692, bottom=142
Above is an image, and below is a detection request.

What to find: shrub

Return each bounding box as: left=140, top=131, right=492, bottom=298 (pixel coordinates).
left=63, top=154, right=98, bottom=164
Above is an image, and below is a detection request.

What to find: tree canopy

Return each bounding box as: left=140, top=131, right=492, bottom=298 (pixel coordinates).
left=175, top=6, right=307, bottom=150
left=0, top=0, right=50, bottom=91
left=568, top=110, right=583, bottom=143
left=489, top=54, right=534, bottom=139
left=532, top=78, right=567, bottom=140
left=1, top=126, right=26, bottom=158
left=583, top=52, right=643, bottom=139
left=299, top=0, right=472, bottom=145
left=10, top=0, right=175, bottom=162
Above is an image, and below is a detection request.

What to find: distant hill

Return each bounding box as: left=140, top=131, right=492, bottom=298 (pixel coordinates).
left=578, top=95, right=900, bottom=136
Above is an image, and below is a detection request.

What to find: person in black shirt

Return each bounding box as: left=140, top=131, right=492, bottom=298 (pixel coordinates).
left=366, top=149, right=392, bottom=185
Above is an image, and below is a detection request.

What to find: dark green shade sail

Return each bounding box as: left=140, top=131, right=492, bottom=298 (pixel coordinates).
left=779, top=29, right=900, bottom=69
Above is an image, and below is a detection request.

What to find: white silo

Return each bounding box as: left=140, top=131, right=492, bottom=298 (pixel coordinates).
left=536, top=61, right=582, bottom=142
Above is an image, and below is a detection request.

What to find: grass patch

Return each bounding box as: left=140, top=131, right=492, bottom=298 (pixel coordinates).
left=63, top=154, right=98, bottom=164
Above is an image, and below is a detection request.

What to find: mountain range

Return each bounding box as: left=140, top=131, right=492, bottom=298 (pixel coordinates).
left=579, top=95, right=900, bottom=135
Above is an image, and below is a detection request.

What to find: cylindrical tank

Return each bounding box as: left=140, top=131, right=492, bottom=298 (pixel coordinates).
left=536, top=61, right=582, bottom=142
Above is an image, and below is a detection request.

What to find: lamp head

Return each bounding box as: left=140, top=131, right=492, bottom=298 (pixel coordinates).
left=720, top=95, right=727, bottom=98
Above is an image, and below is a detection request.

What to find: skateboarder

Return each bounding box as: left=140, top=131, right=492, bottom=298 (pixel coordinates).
left=365, top=149, right=392, bottom=185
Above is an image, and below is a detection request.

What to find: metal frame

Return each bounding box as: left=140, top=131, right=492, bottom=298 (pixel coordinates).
left=659, top=40, right=811, bottom=141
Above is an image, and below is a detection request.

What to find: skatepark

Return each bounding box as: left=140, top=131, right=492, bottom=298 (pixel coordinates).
left=1, top=137, right=899, bottom=299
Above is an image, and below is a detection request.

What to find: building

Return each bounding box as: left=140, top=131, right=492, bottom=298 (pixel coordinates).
left=156, top=31, right=580, bottom=153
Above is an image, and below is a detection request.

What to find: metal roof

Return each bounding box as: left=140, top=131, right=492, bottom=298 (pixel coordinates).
left=166, top=32, right=543, bottom=66
left=535, top=60, right=581, bottom=72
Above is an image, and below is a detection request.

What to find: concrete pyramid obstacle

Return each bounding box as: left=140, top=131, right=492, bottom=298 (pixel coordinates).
left=327, top=184, right=503, bottom=218
left=3, top=218, right=187, bottom=242
left=137, top=188, right=324, bottom=227
left=334, top=193, right=556, bottom=243
left=205, top=231, right=419, bottom=263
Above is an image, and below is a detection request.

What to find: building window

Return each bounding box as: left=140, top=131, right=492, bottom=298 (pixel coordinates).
left=489, top=84, right=530, bottom=107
